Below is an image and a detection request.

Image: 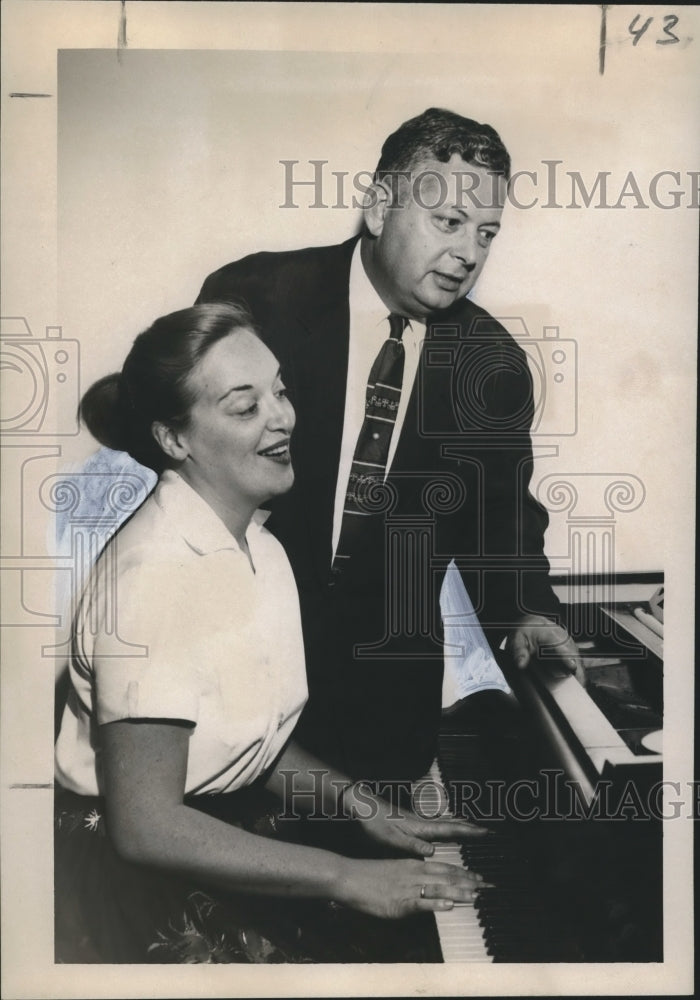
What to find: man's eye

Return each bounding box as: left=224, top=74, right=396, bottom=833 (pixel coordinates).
left=436, top=215, right=462, bottom=231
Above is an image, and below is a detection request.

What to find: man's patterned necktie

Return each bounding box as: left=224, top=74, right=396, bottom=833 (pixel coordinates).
left=333, top=313, right=408, bottom=569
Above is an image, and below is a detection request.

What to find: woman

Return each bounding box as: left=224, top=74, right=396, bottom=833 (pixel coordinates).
left=54, top=302, right=484, bottom=963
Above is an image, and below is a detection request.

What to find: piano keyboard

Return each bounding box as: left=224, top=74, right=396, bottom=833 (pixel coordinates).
left=415, top=738, right=582, bottom=962
left=416, top=586, right=664, bottom=963
left=413, top=760, right=491, bottom=962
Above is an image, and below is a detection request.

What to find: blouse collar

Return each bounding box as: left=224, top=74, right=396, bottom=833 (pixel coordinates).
left=154, top=469, right=270, bottom=556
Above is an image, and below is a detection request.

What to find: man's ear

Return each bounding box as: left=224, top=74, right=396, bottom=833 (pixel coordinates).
left=152, top=421, right=188, bottom=463
left=362, top=178, right=392, bottom=237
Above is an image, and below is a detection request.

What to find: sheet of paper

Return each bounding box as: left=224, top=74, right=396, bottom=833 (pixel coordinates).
left=441, top=559, right=511, bottom=705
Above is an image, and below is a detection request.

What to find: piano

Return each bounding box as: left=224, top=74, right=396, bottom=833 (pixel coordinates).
left=415, top=575, right=664, bottom=963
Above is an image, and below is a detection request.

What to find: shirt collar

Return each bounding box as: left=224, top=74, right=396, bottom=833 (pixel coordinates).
left=349, top=240, right=391, bottom=323
left=348, top=242, right=424, bottom=345
left=154, top=470, right=270, bottom=556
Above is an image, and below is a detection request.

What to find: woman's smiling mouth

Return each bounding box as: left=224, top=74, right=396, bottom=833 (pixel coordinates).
left=257, top=439, right=291, bottom=463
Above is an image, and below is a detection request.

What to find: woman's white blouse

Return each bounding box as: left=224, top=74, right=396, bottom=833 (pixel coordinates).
left=55, top=470, right=308, bottom=797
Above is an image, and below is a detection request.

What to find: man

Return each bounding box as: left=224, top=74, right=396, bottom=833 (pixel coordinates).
left=196, top=108, right=580, bottom=784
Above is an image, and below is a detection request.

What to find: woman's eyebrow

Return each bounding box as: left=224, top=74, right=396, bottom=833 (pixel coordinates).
left=217, top=369, right=282, bottom=403
left=217, top=384, right=253, bottom=403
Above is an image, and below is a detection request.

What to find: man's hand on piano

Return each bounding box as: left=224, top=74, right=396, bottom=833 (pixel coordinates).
left=507, top=614, right=585, bottom=685
left=344, top=781, right=490, bottom=857
left=333, top=858, right=483, bottom=919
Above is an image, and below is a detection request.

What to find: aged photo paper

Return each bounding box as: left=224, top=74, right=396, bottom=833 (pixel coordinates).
left=1, top=2, right=697, bottom=997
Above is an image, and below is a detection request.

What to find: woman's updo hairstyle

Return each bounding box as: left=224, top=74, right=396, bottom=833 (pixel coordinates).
left=79, top=301, right=258, bottom=473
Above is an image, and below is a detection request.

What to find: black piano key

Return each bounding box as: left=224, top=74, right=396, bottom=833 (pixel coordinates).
left=437, top=732, right=584, bottom=962
left=476, top=899, right=545, bottom=915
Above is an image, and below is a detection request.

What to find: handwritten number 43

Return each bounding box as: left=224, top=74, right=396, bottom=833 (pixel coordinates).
left=629, top=14, right=680, bottom=46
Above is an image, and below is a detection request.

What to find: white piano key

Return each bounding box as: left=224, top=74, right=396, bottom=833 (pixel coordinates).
left=414, top=760, right=492, bottom=962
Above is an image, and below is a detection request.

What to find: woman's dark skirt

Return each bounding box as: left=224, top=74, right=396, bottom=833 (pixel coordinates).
left=54, top=783, right=440, bottom=964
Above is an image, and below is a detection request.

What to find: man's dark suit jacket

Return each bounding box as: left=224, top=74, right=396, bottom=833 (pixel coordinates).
left=197, top=236, right=559, bottom=782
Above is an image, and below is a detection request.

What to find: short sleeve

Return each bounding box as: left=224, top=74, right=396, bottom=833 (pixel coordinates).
left=90, top=557, right=203, bottom=725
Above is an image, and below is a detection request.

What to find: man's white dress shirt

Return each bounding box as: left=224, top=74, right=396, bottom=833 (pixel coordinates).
left=331, top=242, right=425, bottom=557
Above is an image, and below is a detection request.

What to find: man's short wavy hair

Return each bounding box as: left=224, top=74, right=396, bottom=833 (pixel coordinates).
left=374, top=107, right=511, bottom=182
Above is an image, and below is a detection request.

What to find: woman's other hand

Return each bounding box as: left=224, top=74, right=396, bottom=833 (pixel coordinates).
left=343, top=780, right=489, bottom=857
left=333, top=857, right=483, bottom=919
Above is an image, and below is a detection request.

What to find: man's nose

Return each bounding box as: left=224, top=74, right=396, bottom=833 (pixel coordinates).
left=450, top=229, right=478, bottom=268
